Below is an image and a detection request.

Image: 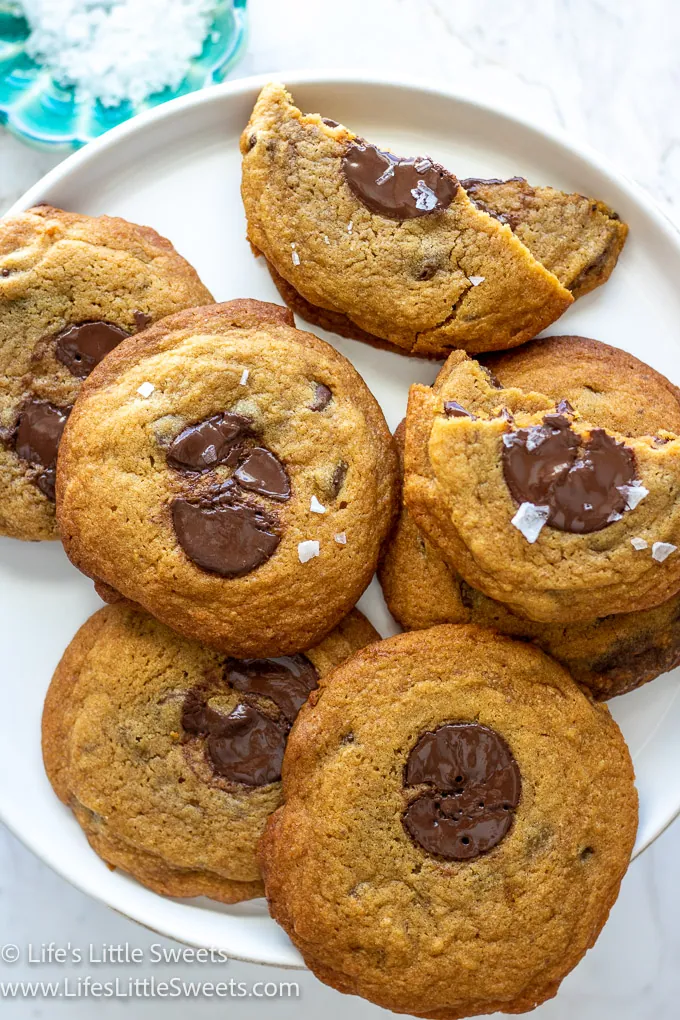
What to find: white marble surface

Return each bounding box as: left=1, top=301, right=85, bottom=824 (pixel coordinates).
left=2, top=0, right=680, bottom=1016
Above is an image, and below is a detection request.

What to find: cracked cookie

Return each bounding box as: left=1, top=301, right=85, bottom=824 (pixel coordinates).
left=260, top=626, right=637, bottom=1019
left=461, top=176, right=627, bottom=298
left=42, top=602, right=378, bottom=903
left=404, top=335, right=680, bottom=622
left=0, top=205, right=213, bottom=541
left=57, top=299, right=398, bottom=657
left=381, top=422, right=680, bottom=699
left=240, top=83, right=573, bottom=358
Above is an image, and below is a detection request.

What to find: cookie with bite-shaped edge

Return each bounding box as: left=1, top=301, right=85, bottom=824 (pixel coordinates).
left=380, top=421, right=680, bottom=699
left=404, top=335, right=680, bottom=623
left=42, top=603, right=378, bottom=903
left=461, top=177, right=628, bottom=299
left=57, top=299, right=398, bottom=657
left=240, top=83, right=572, bottom=359
left=0, top=205, right=213, bottom=542
left=260, top=626, right=637, bottom=1019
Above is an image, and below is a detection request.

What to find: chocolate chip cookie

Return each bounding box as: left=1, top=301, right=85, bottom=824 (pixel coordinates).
left=260, top=626, right=637, bottom=1019
left=241, top=83, right=573, bottom=359
left=462, top=176, right=627, bottom=298
left=404, top=336, right=680, bottom=622
left=381, top=423, right=680, bottom=699
left=42, top=603, right=378, bottom=903
left=57, top=299, right=398, bottom=657
left=0, top=205, right=213, bottom=541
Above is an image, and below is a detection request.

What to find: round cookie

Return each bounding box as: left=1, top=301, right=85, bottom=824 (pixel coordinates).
left=404, top=336, right=680, bottom=622
left=260, top=626, right=637, bottom=1019
left=42, top=603, right=378, bottom=903
left=57, top=299, right=398, bottom=657
left=0, top=205, right=213, bottom=541
left=380, top=423, right=680, bottom=699
left=241, top=83, right=573, bottom=359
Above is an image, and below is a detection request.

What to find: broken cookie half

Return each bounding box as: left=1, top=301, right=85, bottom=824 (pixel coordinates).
left=240, top=84, right=626, bottom=358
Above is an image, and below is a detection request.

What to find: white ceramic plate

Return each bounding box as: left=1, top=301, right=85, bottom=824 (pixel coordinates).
left=2, top=71, right=680, bottom=967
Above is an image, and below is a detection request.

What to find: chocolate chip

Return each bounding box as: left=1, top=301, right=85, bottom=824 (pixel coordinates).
left=226, top=654, right=319, bottom=723
left=403, top=723, right=521, bottom=861
left=14, top=399, right=72, bottom=500
left=416, top=260, right=439, bottom=281
left=55, top=321, right=131, bottom=378
left=1, top=268, right=10, bottom=277
left=133, top=310, right=152, bottom=331
left=233, top=447, right=291, bottom=501
left=444, top=400, right=476, bottom=420
left=181, top=690, right=228, bottom=735
left=322, top=118, right=339, bottom=127
left=206, top=704, right=287, bottom=786
left=330, top=460, right=348, bottom=498
left=480, top=365, right=503, bottom=389
left=502, top=414, right=637, bottom=534
left=172, top=493, right=280, bottom=577
left=247, top=133, right=257, bottom=150
left=309, top=382, right=332, bottom=411
left=343, top=141, right=458, bottom=220
left=166, top=413, right=253, bottom=473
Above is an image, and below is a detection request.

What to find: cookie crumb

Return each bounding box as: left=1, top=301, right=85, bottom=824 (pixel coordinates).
left=511, top=502, right=550, bottom=544
left=631, top=537, right=648, bottom=550
left=618, top=481, right=649, bottom=511
left=137, top=382, right=155, bottom=398
left=652, top=541, right=677, bottom=563
left=298, top=540, right=320, bottom=563
left=334, top=532, right=347, bottom=545
left=310, top=495, right=326, bottom=514
left=239, top=368, right=249, bottom=386
left=469, top=275, right=485, bottom=286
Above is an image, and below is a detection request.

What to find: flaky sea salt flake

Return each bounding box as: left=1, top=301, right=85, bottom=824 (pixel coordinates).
left=652, top=542, right=677, bottom=563
left=511, top=502, right=550, bottom=544
left=137, top=382, right=154, bottom=398
left=469, top=276, right=485, bottom=286
left=239, top=369, right=249, bottom=386
left=291, top=250, right=300, bottom=266
left=310, top=496, right=326, bottom=514
left=334, top=532, right=347, bottom=545
left=618, top=481, right=649, bottom=511
left=347, top=221, right=353, bottom=233
left=631, top=537, right=648, bottom=550
left=411, top=180, right=438, bottom=211
left=298, top=540, right=320, bottom=564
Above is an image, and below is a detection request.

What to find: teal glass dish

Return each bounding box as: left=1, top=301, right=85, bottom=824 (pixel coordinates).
left=0, top=0, right=248, bottom=148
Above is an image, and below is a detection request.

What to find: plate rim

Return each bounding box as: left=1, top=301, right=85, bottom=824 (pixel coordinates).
left=3, top=67, right=680, bottom=965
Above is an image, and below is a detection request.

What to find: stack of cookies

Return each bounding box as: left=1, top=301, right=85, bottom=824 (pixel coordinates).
left=3, top=82, right=675, bottom=1018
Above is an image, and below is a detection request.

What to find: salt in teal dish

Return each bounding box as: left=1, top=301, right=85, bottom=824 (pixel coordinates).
left=0, top=0, right=248, bottom=149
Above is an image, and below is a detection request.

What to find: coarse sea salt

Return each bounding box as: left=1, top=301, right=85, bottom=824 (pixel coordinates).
left=631, top=537, right=648, bottom=550
left=298, top=540, right=320, bottom=564
left=652, top=541, right=677, bottom=563
left=334, top=532, right=347, bottom=545
left=239, top=368, right=249, bottom=386
left=469, top=276, right=485, bottom=286
left=618, top=481, right=649, bottom=511
left=21, top=0, right=218, bottom=108
left=411, top=180, right=438, bottom=211
left=136, top=381, right=154, bottom=398
left=309, top=496, right=326, bottom=514
left=511, top=502, right=550, bottom=544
